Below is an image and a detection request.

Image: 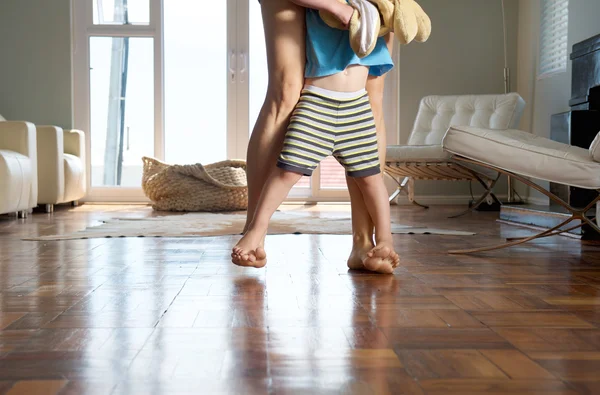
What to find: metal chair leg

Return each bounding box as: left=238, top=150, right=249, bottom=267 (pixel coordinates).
left=448, top=155, right=600, bottom=254
left=387, top=176, right=429, bottom=208
left=45, top=204, right=54, bottom=213
left=18, top=210, right=28, bottom=219
left=450, top=216, right=576, bottom=254
left=448, top=173, right=500, bottom=219
left=388, top=187, right=402, bottom=203
left=72, top=200, right=79, bottom=207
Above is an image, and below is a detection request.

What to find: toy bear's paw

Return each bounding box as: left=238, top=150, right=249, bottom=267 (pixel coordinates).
left=394, top=0, right=418, bottom=44
left=412, top=0, right=431, bottom=42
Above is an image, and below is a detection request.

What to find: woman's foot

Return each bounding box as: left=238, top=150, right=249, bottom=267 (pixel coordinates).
left=347, top=240, right=399, bottom=274
left=232, top=230, right=268, bottom=268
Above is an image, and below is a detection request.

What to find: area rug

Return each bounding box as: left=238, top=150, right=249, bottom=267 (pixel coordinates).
left=24, top=211, right=475, bottom=241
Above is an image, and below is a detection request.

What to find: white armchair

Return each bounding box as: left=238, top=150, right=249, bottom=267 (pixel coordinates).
left=385, top=93, right=526, bottom=216
left=0, top=116, right=38, bottom=218
left=36, top=126, right=86, bottom=212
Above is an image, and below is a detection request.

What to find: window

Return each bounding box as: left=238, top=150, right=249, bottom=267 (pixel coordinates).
left=538, top=0, right=569, bottom=79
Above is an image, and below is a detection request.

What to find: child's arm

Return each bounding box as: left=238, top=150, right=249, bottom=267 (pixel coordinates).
left=289, top=0, right=353, bottom=26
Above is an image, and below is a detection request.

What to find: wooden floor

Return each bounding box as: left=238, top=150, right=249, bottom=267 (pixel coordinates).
left=1, top=204, right=600, bottom=395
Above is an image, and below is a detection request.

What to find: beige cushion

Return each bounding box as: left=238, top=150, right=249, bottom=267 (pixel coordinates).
left=386, top=144, right=450, bottom=163
left=442, top=126, right=600, bottom=189
left=589, top=131, right=600, bottom=162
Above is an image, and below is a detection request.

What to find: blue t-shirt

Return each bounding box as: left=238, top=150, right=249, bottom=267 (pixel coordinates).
left=305, top=8, right=394, bottom=78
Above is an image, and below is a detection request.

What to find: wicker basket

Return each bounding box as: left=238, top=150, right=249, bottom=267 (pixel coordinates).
left=141, top=156, right=248, bottom=212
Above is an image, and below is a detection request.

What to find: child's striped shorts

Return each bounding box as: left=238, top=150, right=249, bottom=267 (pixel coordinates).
left=277, top=85, right=380, bottom=178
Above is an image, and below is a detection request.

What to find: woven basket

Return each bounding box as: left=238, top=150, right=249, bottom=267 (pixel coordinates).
left=141, top=156, right=248, bottom=212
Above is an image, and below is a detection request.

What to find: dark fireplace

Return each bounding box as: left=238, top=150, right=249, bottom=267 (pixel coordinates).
left=549, top=34, right=600, bottom=211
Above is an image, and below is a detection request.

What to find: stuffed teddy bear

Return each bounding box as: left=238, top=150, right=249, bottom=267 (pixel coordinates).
left=320, top=0, right=431, bottom=58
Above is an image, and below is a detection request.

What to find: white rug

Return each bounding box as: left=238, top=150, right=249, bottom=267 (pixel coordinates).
left=24, top=211, right=475, bottom=241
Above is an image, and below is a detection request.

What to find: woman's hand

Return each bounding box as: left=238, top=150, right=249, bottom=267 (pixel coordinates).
left=289, top=0, right=354, bottom=28
left=332, top=2, right=354, bottom=28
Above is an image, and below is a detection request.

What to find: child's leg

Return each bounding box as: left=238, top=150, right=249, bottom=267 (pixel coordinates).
left=331, top=88, right=397, bottom=273
left=233, top=167, right=303, bottom=263
left=351, top=174, right=395, bottom=274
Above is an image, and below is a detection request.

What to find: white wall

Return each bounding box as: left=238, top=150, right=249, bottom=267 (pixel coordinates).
left=397, top=0, right=520, bottom=201
left=0, top=0, right=73, bottom=128
left=516, top=0, right=600, bottom=203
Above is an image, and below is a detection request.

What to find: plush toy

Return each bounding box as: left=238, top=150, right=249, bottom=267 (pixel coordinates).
left=367, top=0, right=395, bottom=37
left=319, top=0, right=431, bottom=57
left=392, top=0, right=432, bottom=44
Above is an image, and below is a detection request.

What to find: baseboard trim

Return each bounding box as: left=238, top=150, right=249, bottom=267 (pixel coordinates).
left=525, top=196, right=550, bottom=206
left=393, top=194, right=509, bottom=206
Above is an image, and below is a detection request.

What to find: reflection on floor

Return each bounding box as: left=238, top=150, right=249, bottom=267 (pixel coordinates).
left=0, top=204, right=599, bottom=394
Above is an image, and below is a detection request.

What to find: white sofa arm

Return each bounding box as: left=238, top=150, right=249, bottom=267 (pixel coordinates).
left=63, top=129, right=87, bottom=201
left=0, top=121, right=37, bottom=156
left=36, top=126, right=65, bottom=204
left=64, top=129, right=85, bottom=158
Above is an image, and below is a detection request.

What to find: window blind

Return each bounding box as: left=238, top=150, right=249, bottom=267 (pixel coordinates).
left=539, top=0, right=569, bottom=78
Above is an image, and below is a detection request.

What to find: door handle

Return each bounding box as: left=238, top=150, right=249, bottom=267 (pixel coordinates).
left=238, top=52, right=247, bottom=83
left=228, top=50, right=237, bottom=83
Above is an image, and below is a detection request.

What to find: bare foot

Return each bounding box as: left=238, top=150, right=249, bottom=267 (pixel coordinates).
left=347, top=241, right=399, bottom=274
left=232, top=230, right=267, bottom=268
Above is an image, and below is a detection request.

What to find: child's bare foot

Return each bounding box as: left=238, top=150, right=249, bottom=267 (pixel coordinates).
left=231, top=246, right=267, bottom=268
left=347, top=240, right=399, bottom=274
left=232, top=230, right=267, bottom=268
left=365, top=240, right=398, bottom=273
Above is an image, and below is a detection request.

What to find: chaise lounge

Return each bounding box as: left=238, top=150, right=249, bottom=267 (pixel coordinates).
left=442, top=125, right=600, bottom=254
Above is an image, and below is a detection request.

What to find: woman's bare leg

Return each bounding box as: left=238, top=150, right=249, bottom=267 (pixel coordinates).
left=234, top=0, right=306, bottom=266
left=246, top=0, right=305, bottom=228
left=347, top=34, right=400, bottom=272
left=233, top=168, right=303, bottom=266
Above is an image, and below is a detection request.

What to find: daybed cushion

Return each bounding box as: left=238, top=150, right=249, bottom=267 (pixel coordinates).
left=442, top=126, right=600, bottom=189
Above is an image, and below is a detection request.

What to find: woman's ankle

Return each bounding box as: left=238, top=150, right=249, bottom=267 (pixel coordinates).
left=247, top=221, right=268, bottom=236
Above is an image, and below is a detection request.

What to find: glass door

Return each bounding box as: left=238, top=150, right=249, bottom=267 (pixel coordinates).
left=73, top=0, right=238, bottom=201
left=89, top=35, right=155, bottom=188
left=73, top=0, right=163, bottom=200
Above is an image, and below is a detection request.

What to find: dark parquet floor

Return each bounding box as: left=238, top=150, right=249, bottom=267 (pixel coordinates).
left=1, top=204, right=599, bottom=395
